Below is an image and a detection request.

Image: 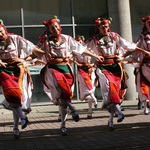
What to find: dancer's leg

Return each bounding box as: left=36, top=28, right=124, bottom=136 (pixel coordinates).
left=66, top=101, right=79, bottom=122
left=87, top=101, right=93, bottom=119
left=115, top=104, right=124, bottom=122
left=60, top=106, right=68, bottom=135
left=12, top=110, right=20, bottom=139
left=108, top=104, right=115, bottom=130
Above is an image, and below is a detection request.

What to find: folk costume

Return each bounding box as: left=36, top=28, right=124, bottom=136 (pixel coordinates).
left=75, top=35, right=98, bottom=119
left=36, top=16, right=104, bottom=135
left=85, top=18, right=137, bottom=130
left=38, top=17, right=86, bottom=135
left=128, top=16, right=150, bottom=115
left=0, top=23, right=36, bottom=139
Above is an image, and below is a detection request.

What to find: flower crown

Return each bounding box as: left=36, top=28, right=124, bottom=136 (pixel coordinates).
left=141, top=16, right=150, bottom=23
left=0, top=19, right=8, bottom=34
left=75, top=35, right=85, bottom=41
left=0, top=19, right=4, bottom=25
left=94, top=17, right=112, bottom=25
left=43, top=15, right=60, bottom=26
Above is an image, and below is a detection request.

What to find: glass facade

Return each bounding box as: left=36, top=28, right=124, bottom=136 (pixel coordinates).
left=130, top=0, right=150, bottom=40
left=0, top=0, right=150, bottom=102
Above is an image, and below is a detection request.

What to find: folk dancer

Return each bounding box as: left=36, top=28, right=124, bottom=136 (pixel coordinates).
left=85, top=17, right=150, bottom=130
left=34, top=16, right=104, bottom=135
left=124, top=16, right=150, bottom=115
left=74, top=35, right=98, bottom=119
left=0, top=21, right=45, bottom=139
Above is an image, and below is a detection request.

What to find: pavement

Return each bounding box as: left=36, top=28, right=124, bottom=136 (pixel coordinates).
left=0, top=99, right=150, bottom=150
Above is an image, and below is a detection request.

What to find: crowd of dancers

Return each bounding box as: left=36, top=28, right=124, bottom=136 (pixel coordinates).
left=0, top=15, right=150, bottom=139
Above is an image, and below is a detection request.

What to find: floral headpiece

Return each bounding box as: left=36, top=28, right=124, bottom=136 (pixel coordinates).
left=75, top=35, right=85, bottom=42
left=0, top=19, right=4, bottom=25
left=141, top=16, right=150, bottom=37
left=141, top=16, right=150, bottom=23
left=94, top=17, right=112, bottom=25
left=0, top=19, right=8, bottom=35
left=43, top=15, right=60, bottom=26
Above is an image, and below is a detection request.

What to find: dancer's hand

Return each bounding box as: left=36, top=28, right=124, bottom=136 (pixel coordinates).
left=0, top=61, right=7, bottom=68
left=31, top=59, right=46, bottom=66
left=115, top=55, right=124, bottom=62
left=13, top=57, right=25, bottom=63
left=96, top=55, right=104, bottom=62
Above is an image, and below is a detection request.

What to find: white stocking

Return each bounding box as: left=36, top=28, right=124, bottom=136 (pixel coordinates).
left=60, top=106, right=67, bottom=128
left=109, top=111, right=114, bottom=122
left=90, top=93, right=97, bottom=104
left=66, top=102, right=76, bottom=113
left=14, top=107, right=25, bottom=119
left=115, top=104, right=122, bottom=115
left=88, top=101, right=92, bottom=113
left=12, top=110, right=19, bottom=129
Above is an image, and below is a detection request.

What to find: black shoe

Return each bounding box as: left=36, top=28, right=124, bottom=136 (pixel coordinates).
left=58, top=115, right=61, bottom=122
left=121, top=108, right=125, bottom=111
left=21, top=117, right=29, bottom=129
left=147, top=102, right=150, bottom=108
left=138, top=101, right=142, bottom=110
left=72, top=114, right=80, bottom=122
left=94, top=103, right=98, bottom=109
left=13, top=128, right=20, bottom=139
left=117, top=114, right=124, bottom=123
left=87, top=111, right=92, bottom=119
left=60, top=127, right=68, bottom=136
left=87, top=115, right=92, bottom=119
left=71, top=111, right=80, bottom=122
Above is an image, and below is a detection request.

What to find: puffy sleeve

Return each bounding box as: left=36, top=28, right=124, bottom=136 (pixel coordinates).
left=84, top=39, right=98, bottom=54
left=16, top=35, right=36, bottom=58
left=115, top=33, right=137, bottom=51
left=68, top=36, right=86, bottom=55
left=124, top=35, right=146, bottom=63
left=136, top=34, right=147, bottom=50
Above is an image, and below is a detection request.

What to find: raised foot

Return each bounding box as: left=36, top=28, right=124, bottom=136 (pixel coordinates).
left=21, top=117, right=29, bottom=129
left=117, top=114, right=124, bottom=123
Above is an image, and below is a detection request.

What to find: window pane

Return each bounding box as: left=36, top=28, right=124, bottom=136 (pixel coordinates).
left=25, top=27, right=45, bottom=44
left=130, top=0, right=150, bottom=24
left=31, top=75, right=49, bottom=102
left=23, top=0, right=71, bottom=25
left=61, top=26, right=73, bottom=36
left=130, top=0, right=150, bottom=40
left=75, top=26, right=95, bottom=40
left=0, top=0, right=21, bottom=25
left=73, top=0, right=108, bottom=24
left=7, top=28, right=22, bottom=36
